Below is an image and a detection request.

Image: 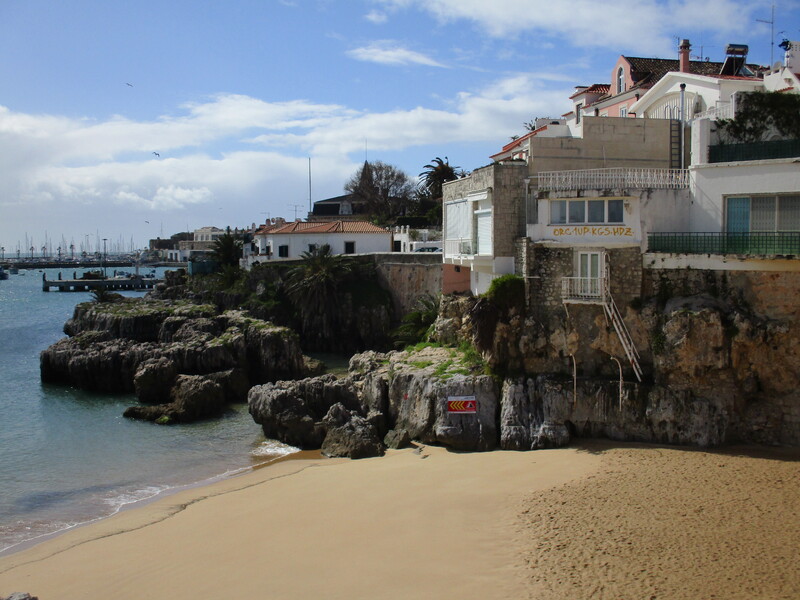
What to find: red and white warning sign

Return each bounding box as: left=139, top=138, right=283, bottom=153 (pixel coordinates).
left=447, top=396, right=477, bottom=413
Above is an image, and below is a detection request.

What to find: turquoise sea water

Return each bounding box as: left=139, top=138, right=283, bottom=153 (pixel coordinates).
left=0, top=268, right=296, bottom=554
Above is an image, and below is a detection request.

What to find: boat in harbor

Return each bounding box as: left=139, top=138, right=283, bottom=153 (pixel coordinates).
left=0, top=267, right=8, bottom=280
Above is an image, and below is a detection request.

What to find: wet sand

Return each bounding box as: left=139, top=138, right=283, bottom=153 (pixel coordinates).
left=0, top=442, right=797, bottom=599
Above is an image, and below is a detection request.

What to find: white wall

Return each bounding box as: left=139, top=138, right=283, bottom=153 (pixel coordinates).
left=689, top=159, right=800, bottom=232
left=253, top=232, right=391, bottom=260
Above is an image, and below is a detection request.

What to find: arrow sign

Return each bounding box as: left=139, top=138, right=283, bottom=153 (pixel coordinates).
left=447, top=396, right=477, bottom=413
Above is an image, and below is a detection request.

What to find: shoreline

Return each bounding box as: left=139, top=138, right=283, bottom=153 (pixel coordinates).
left=1, top=441, right=798, bottom=599
left=0, top=446, right=317, bottom=559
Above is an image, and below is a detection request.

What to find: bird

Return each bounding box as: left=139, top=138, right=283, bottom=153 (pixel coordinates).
left=145, top=220, right=150, bottom=224
left=126, top=83, right=133, bottom=87
left=152, top=152, right=160, bottom=157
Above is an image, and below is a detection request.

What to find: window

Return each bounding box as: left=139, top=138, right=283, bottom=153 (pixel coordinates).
left=344, top=241, right=356, bottom=254
left=619, top=106, right=628, bottom=118
left=308, top=244, right=317, bottom=253
left=568, top=200, right=585, bottom=223
left=617, top=67, right=625, bottom=94
left=607, top=200, right=624, bottom=223
left=278, top=245, right=289, bottom=258
left=588, top=200, right=605, bottom=223
left=551, top=200, right=567, bottom=224
left=725, top=195, right=800, bottom=232
left=550, top=198, right=625, bottom=224
left=575, top=102, right=583, bottom=124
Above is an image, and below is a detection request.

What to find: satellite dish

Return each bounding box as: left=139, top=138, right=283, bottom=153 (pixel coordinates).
left=773, top=61, right=783, bottom=72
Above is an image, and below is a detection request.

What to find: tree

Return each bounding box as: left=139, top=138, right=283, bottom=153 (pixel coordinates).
left=716, top=91, right=800, bottom=143
left=344, top=160, right=415, bottom=223
left=211, top=230, right=243, bottom=268
left=285, top=244, right=353, bottom=347
left=418, top=156, right=463, bottom=201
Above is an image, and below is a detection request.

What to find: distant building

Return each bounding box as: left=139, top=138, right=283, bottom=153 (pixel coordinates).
left=246, top=220, right=392, bottom=267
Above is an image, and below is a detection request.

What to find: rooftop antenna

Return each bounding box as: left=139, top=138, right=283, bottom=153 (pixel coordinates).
left=308, top=157, right=312, bottom=212
left=289, top=204, right=304, bottom=220
left=757, top=2, right=776, bottom=65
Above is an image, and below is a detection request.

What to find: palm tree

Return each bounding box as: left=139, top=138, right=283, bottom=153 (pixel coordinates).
left=285, top=244, right=353, bottom=348
left=392, top=293, right=440, bottom=348
left=418, top=157, right=462, bottom=201
left=211, top=230, right=243, bottom=268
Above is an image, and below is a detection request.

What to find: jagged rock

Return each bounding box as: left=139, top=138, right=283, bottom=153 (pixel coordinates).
left=531, top=422, right=571, bottom=449
left=384, top=428, right=411, bottom=449
left=321, top=403, right=384, bottom=459
left=125, top=374, right=225, bottom=424
left=2, top=594, right=39, bottom=600
left=134, top=357, right=177, bottom=404
left=388, top=371, right=498, bottom=452
left=206, top=368, right=251, bottom=403
left=248, top=376, right=343, bottom=448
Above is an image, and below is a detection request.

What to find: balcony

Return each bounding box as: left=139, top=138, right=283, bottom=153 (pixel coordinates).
left=444, top=238, right=475, bottom=257
left=648, top=232, right=800, bottom=256
left=561, top=276, right=608, bottom=303
left=708, top=139, right=800, bottom=163
left=536, top=168, right=689, bottom=192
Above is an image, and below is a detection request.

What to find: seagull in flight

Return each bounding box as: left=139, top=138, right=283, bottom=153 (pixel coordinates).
left=152, top=152, right=160, bottom=157
left=126, top=83, right=133, bottom=87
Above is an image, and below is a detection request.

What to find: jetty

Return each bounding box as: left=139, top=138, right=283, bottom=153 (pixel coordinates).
left=42, top=272, right=163, bottom=292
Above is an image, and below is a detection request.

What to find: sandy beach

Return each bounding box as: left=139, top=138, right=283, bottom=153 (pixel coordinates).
left=0, top=441, right=798, bottom=600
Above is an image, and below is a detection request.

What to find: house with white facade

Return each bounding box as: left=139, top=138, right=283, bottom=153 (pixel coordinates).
left=247, top=220, right=392, bottom=266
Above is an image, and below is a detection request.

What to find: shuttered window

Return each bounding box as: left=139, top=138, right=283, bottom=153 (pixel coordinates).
left=476, top=209, right=492, bottom=255
left=445, top=200, right=471, bottom=240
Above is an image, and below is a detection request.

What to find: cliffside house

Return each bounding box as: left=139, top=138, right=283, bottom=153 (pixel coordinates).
left=442, top=37, right=800, bottom=381
left=247, top=220, right=392, bottom=265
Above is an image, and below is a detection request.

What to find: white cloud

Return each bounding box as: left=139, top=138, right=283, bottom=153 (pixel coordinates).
left=0, top=72, right=568, bottom=246
left=364, top=10, right=388, bottom=24
left=346, top=41, right=447, bottom=67
left=371, top=0, right=763, bottom=55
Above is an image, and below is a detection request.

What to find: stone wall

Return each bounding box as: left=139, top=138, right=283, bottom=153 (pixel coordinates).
left=369, top=253, right=442, bottom=316
left=529, top=116, right=675, bottom=173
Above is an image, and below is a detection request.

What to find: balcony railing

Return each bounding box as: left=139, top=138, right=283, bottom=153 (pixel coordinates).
left=692, top=102, right=733, bottom=121
left=708, top=139, right=800, bottom=163
left=561, top=276, right=608, bottom=302
left=648, top=232, right=800, bottom=255
left=444, top=238, right=475, bottom=256
left=536, top=168, right=689, bottom=192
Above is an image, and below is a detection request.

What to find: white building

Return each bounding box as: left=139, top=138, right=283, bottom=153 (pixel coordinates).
left=248, top=220, right=392, bottom=266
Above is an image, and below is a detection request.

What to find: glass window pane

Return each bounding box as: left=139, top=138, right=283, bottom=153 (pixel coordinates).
left=551, top=200, right=566, bottom=224
left=568, top=200, right=585, bottom=223
left=778, top=196, right=800, bottom=231
left=607, top=200, right=623, bottom=223
left=588, top=200, right=605, bottom=223
left=726, top=197, right=750, bottom=233
left=751, top=197, right=776, bottom=231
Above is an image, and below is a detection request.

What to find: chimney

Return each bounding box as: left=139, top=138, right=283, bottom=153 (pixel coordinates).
left=679, top=39, right=691, bottom=72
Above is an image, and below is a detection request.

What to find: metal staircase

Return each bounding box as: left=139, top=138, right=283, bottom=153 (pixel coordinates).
left=561, top=261, right=643, bottom=382
left=602, top=289, right=643, bottom=382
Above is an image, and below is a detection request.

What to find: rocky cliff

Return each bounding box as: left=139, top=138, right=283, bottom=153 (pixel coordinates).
left=432, top=289, right=800, bottom=447
left=41, top=298, right=311, bottom=423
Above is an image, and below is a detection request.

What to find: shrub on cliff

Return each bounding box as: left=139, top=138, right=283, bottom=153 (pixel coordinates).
left=392, top=293, right=440, bottom=348
left=483, top=274, right=525, bottom=314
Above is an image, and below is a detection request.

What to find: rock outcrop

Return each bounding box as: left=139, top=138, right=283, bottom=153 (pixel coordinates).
left=41, top=298, right=311, bottom=423
left=249, top=346, right=497, bottom=454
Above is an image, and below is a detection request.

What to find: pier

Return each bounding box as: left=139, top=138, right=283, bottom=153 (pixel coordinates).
left=42, top=273, right=163, bottom=292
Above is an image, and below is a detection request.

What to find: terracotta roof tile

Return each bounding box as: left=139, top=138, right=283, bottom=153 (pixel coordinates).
left=258, top=220, right=388, bottom=235
left=569, top=83, right=610, bottom=99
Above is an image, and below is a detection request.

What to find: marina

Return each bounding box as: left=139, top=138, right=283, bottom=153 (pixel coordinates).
left=41, top=273, right=164, bottom=292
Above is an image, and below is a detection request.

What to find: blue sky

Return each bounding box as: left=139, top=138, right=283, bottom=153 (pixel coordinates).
left=1, top=0, right=798, bottom=254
